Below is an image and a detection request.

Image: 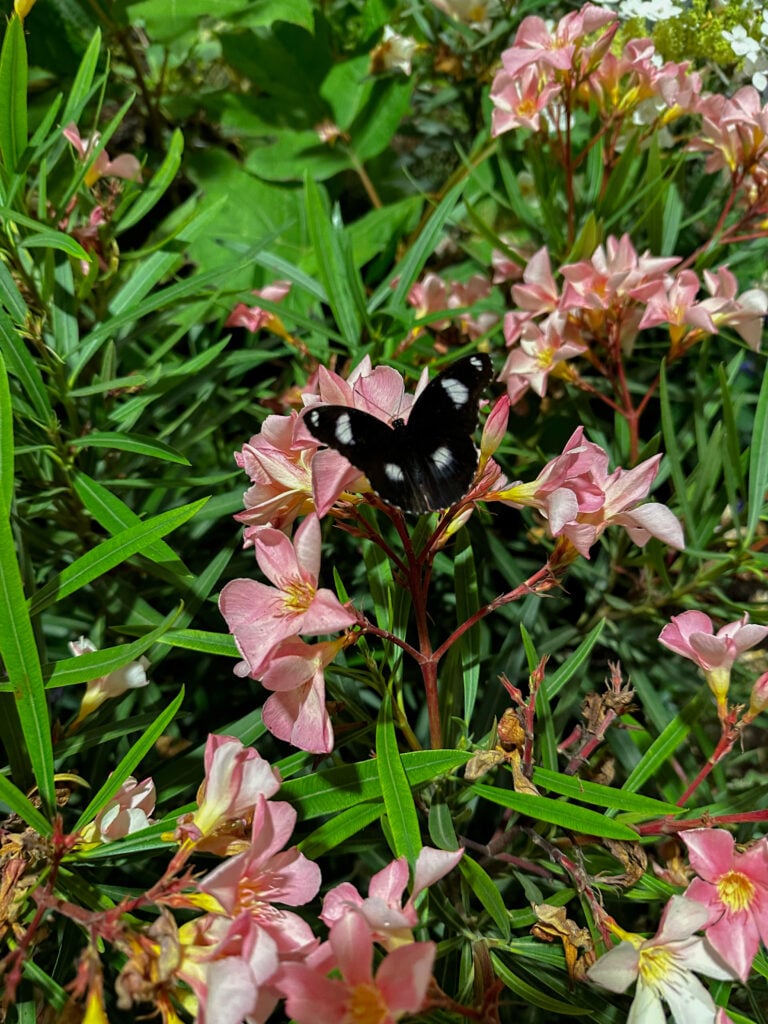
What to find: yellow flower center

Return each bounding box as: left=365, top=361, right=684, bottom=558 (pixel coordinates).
left=345, top=982, right=390, bottom=1024
left=717, top=870, right=754, bottom=912
left=637, top=946, right=676, bottom=992
left=282, top=578, right=315, bottom=614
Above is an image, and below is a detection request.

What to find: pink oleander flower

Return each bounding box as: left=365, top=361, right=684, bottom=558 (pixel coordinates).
left=681, top=828, right=768, bottom=982
left=219, top=514, right=356, bottom=680
left=79, top=776, right=155, bottom=844
left=490, top=65, right=562, bottom=135
left=225, top=280, right=292, bottom=333
left=279, top=912, right=436, bottom=1024
left=259, top=637, right=346, bottom=754
left=510, top=246, right=561, bottom=317
left=494, top=427, right=684, bottom=557
left=588, top=895, right=737, bottom=1024
left=658, top=611, right=768, bottom=711
left=63, top=122, right=142, bottom=187
left=748, top=670, right=768, bottom=717
left=497, top=5, right=617, bottom=80
left=636, top=270, right=718, bottom=346
left=699, top=267, right=768, bottom=351
left=174, top=734, right=281, bottom=854
left=198, top=795, right=321, bottom=958
left=692, top=86, right=768, bottom=181
left=67, top=636, right=149, bottom=730
left=500, top=313, right=587, bottom=404
left=560, top=234, right=680, bottom=314
left=407, top=273, right=498, bottom=339
left=321, top=846, right=463, bottom=949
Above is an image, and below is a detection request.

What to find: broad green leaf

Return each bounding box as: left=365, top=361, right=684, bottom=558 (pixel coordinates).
left=0, top=772, right=52, bottom=835
left=39, top=606, right=183, bottom=690
left=73, top=688, right=184, bottom=832
left=117, top=129, right=184, bottom=232
left=68, top=431, right=190, bottom=465
left=0, top=488, right=54, bottom=810
left=532, top=767, right=682, bottom=817
left=0, top=260, right=26, bottom=321
left=304, top=174, right=365, bottom=348
left=73, top=471, right=188, bottom=574
left=747, top=360, right=768, bottom=546
left=470, top=783, right=638, bottom=840
left=281, top=749, right=471, bottom=819
left=376, top=692, right=421, bottom=862
left=154, top=628, right=238, bottom=658
left=0, top=351, right=12, bottom=511
left=19, top=231, right=90, bottom=261
left=0, top=15, right=28, bottom=172
left=28, top=497, right=209, bottom=615
left=298, top=801, right=384, bottom=860
left=60, top=28, right=102, bottom=127
left=0, top=310, right=52, bottom=421
left=459, top=855, right=510, bottom=939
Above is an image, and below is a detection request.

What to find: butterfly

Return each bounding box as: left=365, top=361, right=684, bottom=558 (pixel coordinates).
left=304, top=353, right=493, bottom=515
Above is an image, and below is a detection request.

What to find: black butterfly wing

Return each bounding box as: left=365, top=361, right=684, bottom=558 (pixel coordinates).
left=304, top=405, right=416, bottom=509
left=304, top=353, right=494, bottom=514
left=406, top=354, right=493, bottom=436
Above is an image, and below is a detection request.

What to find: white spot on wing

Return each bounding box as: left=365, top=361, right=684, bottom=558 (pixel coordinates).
left=469, top=355, right=484, bottom=371
left=384, top=463, right=406, bottom=483
left=335, top=412, right=354, bottom=445
left=440, top=377, right=469, bottom=407
left=430, top=446, right=454, bottom=472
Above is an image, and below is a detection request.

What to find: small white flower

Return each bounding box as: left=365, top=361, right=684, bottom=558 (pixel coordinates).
left=620, top=0, right=682, bottom=19
left=722, top=25, right=761, bottom=60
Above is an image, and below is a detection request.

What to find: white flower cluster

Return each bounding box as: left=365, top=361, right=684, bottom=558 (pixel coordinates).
left=722, top=16, right=768, bottom=92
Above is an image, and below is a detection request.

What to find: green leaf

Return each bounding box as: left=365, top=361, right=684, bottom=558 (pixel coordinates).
left=470, top=783, right=639, bottom=840
left=304, top=174, right=365, bottom=348
left=60, top=28, right=102, bottom=127
left=0, top=260, right=27, bottom=321
left=73, top=688, right=185, bottom=832
left=0, top=15, right=28, bottom=172
left=547, top=619, right=606, bottom=698
left=660, top=363, right=697, bottom=547
left=154, top=628, right=238, bottom=658
left=490, top=954, right=592, bottom=1016
left=281, top=749, right=471, bottom=819
left=28, top=497, right=209, bottom=616
left=459, top=856, right=510, bottom=939
left=0, top=467, right=54, bottom=810
left=298, top=801, right=384, bottom=860
left=376, top=692, right=421, bottom=862
left=68, top=431, right=190, bottom=465
left=0, top=772, right=52, bottom=835
left=19, top=230, right=90, bottom=261
left=73, top=471, right=189, bottom=574
left=532, top=767, right=682, bottom=817
left=117, top=128, right=184, bottom=232
left=747, top=358, right=768, bottom=546
left=0, top=310, right=53, bottom=422
left=0, top=351, right=12, bottom=512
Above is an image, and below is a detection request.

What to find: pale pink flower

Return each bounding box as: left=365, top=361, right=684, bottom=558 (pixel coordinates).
left=495, top=427, right=684, bottom=557
left=196, top=913, right=281, bottom=1024
left=219, top=514, right=356, bottom=680
left=198, top=795, right=321, bottom=958
left=429, top=0, right=490, bottom=30
left=407, top=273, right=450, bottom=330
left=490, top=66, right=562, bottom=135
left=560, top=235, right=680, bottom=313
left=748, top=670, right=768, bottom=717
left=681, top=828, right=768, bottom=982
left=63, top=122, right=142, bottom=186
left=79, top=776, right=155, bottom=844
left=699, top=267, right=768, bottom=351
left=636, top=270, right=717, bottom=338
left=259, top=637, right=346, bottom=754
left=67, top=636, right=149, bottom=729
left=500, top=313, right=587, bottom=404
left=446, top=274, right=498, bottom=339
left=279, top=912, right=435, bottom=1024
left=658, top=611, right=768, bottom=708
left=498, top=6, right=617, bottom=79
left=174, top=734, right=281, bottom=852
left=510, top=247, right=561, bottom=316
left=225, top=281, right=291, bottom=333
left=588, top=896, right=737, bottom=1024
left=321, top=846, right=463, bottom=949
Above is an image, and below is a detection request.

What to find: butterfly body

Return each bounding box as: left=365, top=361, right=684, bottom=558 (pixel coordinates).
left=304, top=354, right=493, bottom=515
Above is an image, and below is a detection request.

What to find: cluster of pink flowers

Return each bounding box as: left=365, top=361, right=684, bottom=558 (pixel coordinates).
left=494, top=424, right=684, bottom=559
left=489, top=5, right=702, bottom=138
left=406, top=272, right=499, bottom=340
left=693, top=86, right=768, bottom=208
left=109, top=734, right=460, bottom=1024
left=589, top=828, right=768, bottom=1023
left=498, top=236, right=766, bottom=405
